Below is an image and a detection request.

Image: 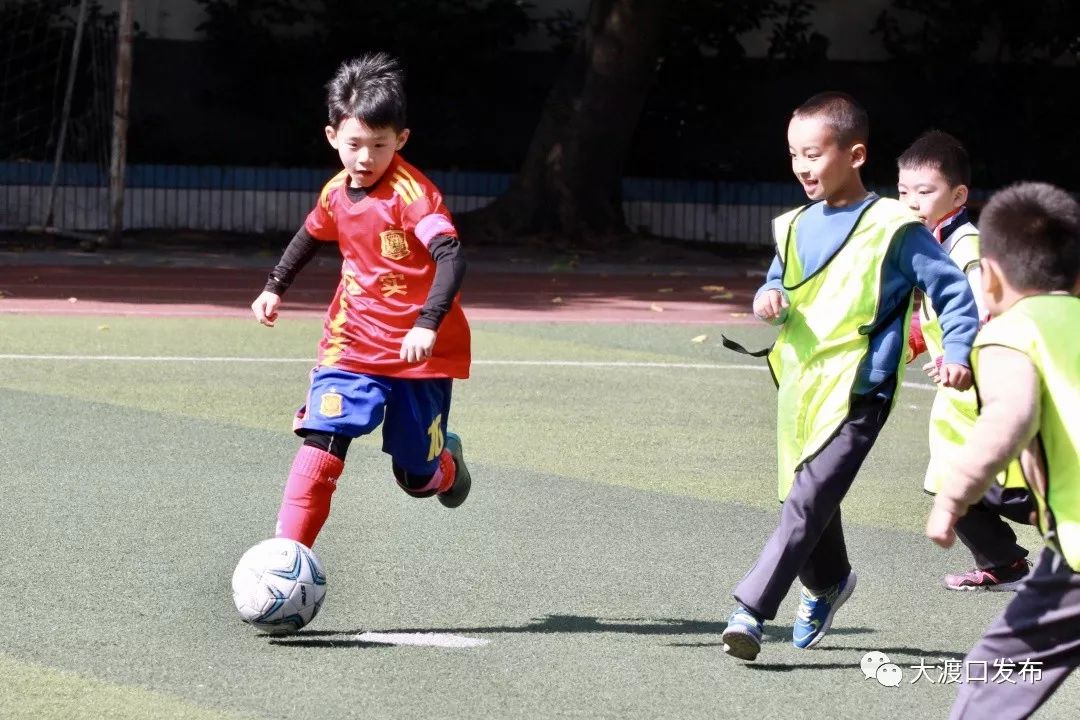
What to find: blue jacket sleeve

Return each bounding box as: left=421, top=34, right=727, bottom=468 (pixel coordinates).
left=896, top=224, right=979, bottom=366
left=755, top=254, right=785, bottom=299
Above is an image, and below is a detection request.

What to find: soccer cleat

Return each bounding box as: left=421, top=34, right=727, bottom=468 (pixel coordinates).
left=437, top=432, right=471, bottom=508
left=943, top=558, right=1031, bottom=592
left=792, top=571, right=857, bottom=649
left=721, top=606, right=764, bottom=661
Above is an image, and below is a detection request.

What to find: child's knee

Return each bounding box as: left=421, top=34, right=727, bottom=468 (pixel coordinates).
left=301, top=431, right=353, bottom=461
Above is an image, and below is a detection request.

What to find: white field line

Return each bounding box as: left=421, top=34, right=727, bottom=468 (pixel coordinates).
left=354, top=632, right=490, bottom=648
left=0, top=353, right=939, bottom=392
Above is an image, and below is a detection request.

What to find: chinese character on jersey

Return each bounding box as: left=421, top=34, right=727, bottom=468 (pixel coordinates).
left=380, top=272, right=408, bottom=298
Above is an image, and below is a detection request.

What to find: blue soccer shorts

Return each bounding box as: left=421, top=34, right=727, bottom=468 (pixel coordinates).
left=294, top=367, right=452, bottom=475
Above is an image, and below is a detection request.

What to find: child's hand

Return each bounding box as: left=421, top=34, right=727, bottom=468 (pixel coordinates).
left=753, top=289, right=789, bottom=325
left=400, top=326, right=436, bottom=363
left=922, top=357, right=942, bottom=382
left=251, top=291, right=282, bottom=327
left=925, top=501, right=960, bottom=548
left=938, top=363, right=973, bottom=391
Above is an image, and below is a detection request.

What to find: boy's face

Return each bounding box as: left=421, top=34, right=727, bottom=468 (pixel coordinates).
left=787, top=114, right=865, bottom=205
left=897, top=165, right=967, bottom=231
left=325, top=117, right=409, bottom=188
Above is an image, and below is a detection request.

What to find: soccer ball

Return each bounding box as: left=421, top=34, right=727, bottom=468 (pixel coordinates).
left=231, top=538, right=327, bottom=633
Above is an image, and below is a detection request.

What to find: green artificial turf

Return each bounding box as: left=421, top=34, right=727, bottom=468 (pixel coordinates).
left=0, top=314, right=1070, bottom=719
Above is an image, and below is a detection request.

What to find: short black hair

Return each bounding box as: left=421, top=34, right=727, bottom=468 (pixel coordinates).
left=897, top=130, right=971, bottom=187
left=792, top=91, right=869, bottom=147
left=980, top=182, right=1080, bottom=292
left=325, top=53, right=406, bottom=131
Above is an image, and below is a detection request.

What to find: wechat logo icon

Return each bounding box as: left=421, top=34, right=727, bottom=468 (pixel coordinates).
left=862, top=651, right=903, bottom=687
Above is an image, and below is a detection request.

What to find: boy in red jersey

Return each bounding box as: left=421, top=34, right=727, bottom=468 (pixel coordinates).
left=250, top=53, right=472, bottom=548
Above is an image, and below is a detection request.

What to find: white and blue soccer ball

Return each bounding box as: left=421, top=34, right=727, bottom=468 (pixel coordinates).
left=231, top=538, right=327, bottom=634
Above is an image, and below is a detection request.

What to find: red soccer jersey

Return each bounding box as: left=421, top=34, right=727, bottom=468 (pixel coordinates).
left=304, top=155, right=471, bottom=379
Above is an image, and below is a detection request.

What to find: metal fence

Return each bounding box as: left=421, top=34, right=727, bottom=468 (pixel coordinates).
left=0, top=161, right=817, bottom=245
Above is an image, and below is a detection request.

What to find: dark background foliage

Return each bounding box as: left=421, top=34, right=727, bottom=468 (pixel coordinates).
left=6, top=0, right=1078, bottom=188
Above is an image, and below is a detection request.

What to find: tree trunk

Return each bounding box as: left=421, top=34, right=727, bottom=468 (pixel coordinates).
left=106, top=0, right=136, bottom=248
left=461, top=0, right=665, bottom=245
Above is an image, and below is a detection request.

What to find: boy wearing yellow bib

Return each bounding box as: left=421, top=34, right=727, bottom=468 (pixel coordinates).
left=721, top=93, right=980, bottom=662
left=926, top=182, right=1080, bottom=718
left=898, top=130, right=1032, bottom=591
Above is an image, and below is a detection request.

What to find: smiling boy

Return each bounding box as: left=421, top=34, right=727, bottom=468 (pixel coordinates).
left=720, top=92, right=980, bottom=661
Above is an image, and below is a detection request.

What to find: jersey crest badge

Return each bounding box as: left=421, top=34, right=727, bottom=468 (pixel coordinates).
left=319, top=391, right=343, bottom=418
left=380, top=229, right=410, bottom=260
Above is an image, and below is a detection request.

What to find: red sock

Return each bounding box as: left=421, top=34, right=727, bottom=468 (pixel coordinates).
left=275, top=446, right=344, bottom=548
left=435, top=448, right=456, bottom=493
left=396, top=450, right=456, bottom=495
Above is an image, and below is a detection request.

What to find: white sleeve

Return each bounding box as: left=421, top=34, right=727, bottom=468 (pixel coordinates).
left=937, top=346, right=1040, bottom=512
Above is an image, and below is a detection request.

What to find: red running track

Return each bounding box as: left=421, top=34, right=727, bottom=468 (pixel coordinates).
left=0, top=264, right=762, bottom=324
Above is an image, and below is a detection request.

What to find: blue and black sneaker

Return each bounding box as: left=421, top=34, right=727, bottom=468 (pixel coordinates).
left=792, top=571, right=857, bottom=649
left=721, top=606, right=764, bottom=661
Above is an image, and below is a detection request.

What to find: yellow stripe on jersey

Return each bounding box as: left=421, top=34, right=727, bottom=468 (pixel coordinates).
left=394, top=167, right=425, bottom=201
left=392, top=178, right=417, bottom=204
left=391, top=169, right=424, bottom=205
left=320, top=169, right=350, bottom=210
left=320, top=293, right=350, bottom=367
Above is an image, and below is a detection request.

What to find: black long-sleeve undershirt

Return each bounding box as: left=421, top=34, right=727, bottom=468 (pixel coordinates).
left=264, top=226, right=321, bottom=296
left=263, top=190, right=465, bottom=330
left=415, top=233, right=466, bottom=330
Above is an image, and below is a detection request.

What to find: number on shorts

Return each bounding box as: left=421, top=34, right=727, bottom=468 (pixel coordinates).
left=427, top=414, right=444, bottom=461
